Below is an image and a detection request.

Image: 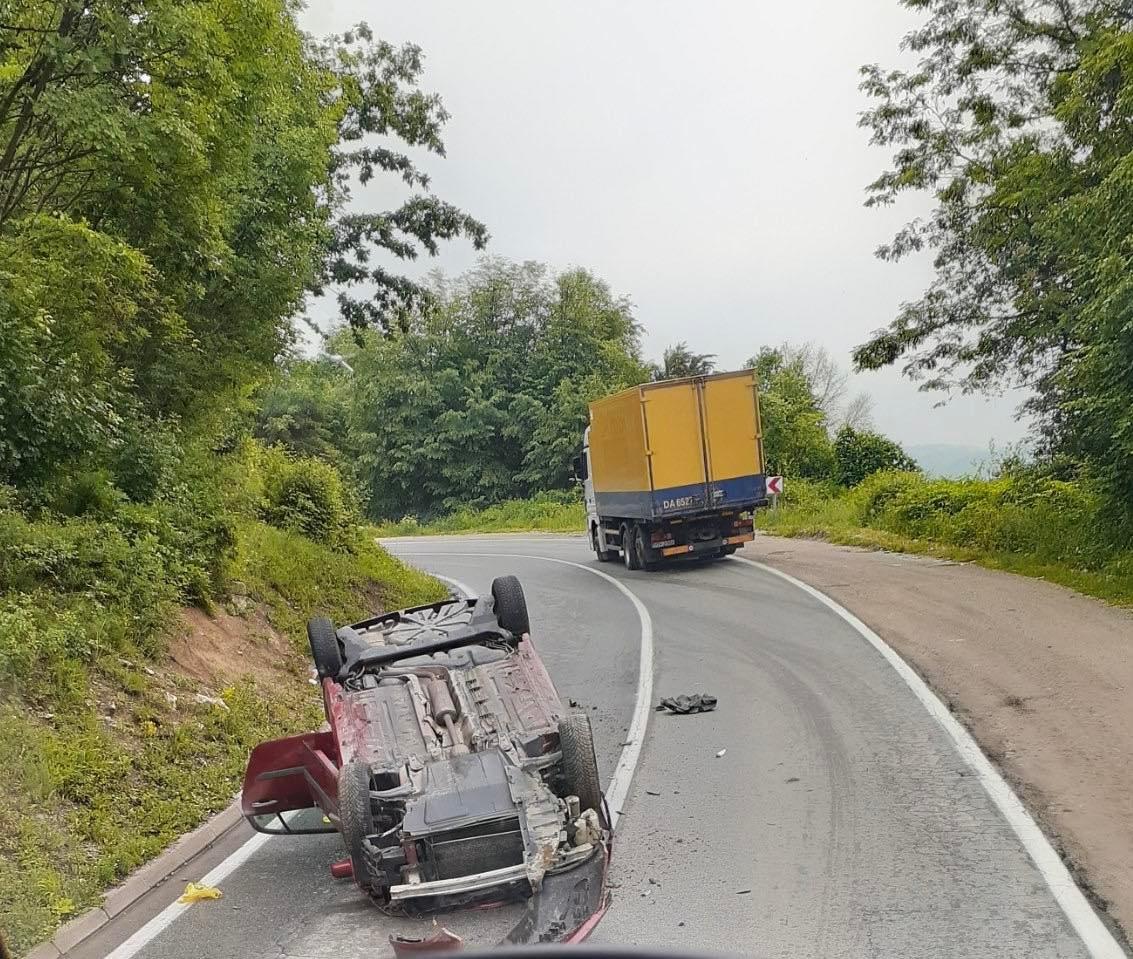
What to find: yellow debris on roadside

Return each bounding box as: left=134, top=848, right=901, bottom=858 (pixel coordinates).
left=177, top=882, right=223, bottom=904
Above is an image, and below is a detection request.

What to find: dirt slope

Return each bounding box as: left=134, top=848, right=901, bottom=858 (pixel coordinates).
left=742, top=535, right=1133, bottom=944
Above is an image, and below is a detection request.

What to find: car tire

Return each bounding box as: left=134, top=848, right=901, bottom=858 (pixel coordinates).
left=491, top=575, right=530, bottom=636
left=338, top=762, right=376, bottom=892
left=308, top=617, right=342, bottom=679
left=558, top=714, right=603, bottom=815
left=622, top=524, right=642, bottom=570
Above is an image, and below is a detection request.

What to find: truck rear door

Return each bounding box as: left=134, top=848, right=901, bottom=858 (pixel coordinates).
left=701, top=371, right=765, bottom=507
left=642, top=381, right=710, bottom=516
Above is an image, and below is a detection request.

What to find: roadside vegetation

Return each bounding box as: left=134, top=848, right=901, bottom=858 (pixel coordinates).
left=760, top=471, right=1133, bottom=607
left=374, top=492, right=586, bottom=537
left=0, top=441, right=444, bottom=952
left=1, top=4, right=461, bottom=954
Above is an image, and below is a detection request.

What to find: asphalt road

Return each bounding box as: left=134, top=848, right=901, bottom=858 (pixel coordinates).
left=89, top=534, right=1108, bottom=959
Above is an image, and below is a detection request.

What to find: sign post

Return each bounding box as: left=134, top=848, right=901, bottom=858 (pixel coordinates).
left=766, top=475, right=783, bottom=510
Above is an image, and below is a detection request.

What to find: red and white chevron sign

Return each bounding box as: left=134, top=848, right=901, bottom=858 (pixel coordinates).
left=767, top=475, right=784, bottom=496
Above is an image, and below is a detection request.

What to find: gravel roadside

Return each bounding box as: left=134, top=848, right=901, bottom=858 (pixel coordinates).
left=743, top=534, right=1133, bottom=946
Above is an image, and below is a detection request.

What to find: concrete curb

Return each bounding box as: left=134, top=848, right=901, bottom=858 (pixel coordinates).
left=24, top=798, right=244, bottom=959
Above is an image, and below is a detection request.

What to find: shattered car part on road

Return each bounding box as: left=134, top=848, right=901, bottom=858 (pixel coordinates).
left=240, top=576, right=611, bottom=942
left=655, top=693, right=718, bottom=715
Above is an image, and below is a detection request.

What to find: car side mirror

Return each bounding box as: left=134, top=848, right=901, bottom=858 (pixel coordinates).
left=570, top=455, right=582, bottom=479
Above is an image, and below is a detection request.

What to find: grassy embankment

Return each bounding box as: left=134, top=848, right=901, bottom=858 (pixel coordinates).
left=0, top=441, right=444, bottom=956
left=759, top=471, right=1133, bottom=606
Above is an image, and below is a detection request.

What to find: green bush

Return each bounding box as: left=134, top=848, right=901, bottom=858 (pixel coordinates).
left=109, top=417, right=183, bottom=504
left=853, top=471, right=924, bottom=522
left=262, top=452, right=352, bottom=547
left=833, top=426, right=919, bottom=487
left=52, top=471, right=125, bottom=518
left=818, top=470, right=1116, bottom=572
left=0, top=599, right=91, bottom=682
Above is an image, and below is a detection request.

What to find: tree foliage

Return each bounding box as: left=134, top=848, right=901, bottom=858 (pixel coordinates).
left=1, top=5, right=485, bottom=495
left=254, top=359, right=355, bottom=466
left=833, top=425, right=919, bottom=487
left=749, top=346, right=834, bottom=479
left=651, top=342, right=716, bottom=380
left=321, top=260, right=649, bottom=519
left=0, top=0, right=343, bottom=402
left=308, top=24, right=489, bottom=332
left=0, top=216, right=180, bottom=486
left=856, top=0, right=1133, bottom=516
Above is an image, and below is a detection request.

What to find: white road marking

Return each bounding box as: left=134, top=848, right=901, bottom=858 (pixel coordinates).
left=104, top=833, right=271, bottom=959
left=401, top=551, right=654, bottom=831
left=731, top=554, right=1127, bottom=959
left=433, top=573, right=477, bottom=599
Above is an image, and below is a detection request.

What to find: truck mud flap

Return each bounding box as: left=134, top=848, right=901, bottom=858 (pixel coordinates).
left=502, top=845, right=610, bottom=945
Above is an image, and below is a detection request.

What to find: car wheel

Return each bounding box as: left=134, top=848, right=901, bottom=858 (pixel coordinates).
left=622, top=525, right=642, bottom=571
left=558, top=714, right=603, bottom=815
left=338, top=762, right=376, bottom=892
left=491, top=575, right=530, bottom=636
left=307, top=617, right=342, bottom=679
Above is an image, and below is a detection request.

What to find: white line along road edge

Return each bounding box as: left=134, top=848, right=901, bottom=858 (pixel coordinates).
left=104, top=832, right=270, bottom=959
left=731, top=555, right=1127, bottom=959
left=402, top=551, right=654, bottom=832
left=433, top=573, right=477, bottom=601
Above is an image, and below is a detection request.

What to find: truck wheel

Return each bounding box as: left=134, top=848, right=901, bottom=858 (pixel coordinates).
left=491, top=575, right=530, bottom=636
left=338, top=762, right=376, bottom=892
left=634, top=530, right=655, bottom=570
left=591, top=525, right=617, bottom=563
left=621, top=525, right=642, bottom=570
left=308, top=617, right=342, bottom=679
left=558, top=714, right=603, bottom=814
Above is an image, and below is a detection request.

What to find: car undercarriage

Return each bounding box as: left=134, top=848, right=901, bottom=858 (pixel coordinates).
left=242, top=576, right=609, bottom=927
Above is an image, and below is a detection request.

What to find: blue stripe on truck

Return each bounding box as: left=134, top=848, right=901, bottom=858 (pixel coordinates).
left=709, top=474, right=766, bottom=507
left=594, top=474, right=766, bottom=520
left=592, top=489, right=655, bottom=520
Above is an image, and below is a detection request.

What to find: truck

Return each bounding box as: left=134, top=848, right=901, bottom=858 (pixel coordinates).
left=577, top=368, right=767, bottom=569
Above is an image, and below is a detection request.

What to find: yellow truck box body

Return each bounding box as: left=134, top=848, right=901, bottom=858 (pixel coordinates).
left=588, top=369, right=765, bottom=520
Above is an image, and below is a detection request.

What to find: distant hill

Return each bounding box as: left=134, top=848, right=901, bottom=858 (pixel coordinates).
left=905, top=444, right=989, bottom=478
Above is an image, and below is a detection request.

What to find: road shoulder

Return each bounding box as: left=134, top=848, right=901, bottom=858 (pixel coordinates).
left=743, top=534, right=1133, bottom=947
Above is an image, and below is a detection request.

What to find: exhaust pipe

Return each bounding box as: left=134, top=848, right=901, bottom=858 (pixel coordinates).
left=426, top=678, right=468, bottom=754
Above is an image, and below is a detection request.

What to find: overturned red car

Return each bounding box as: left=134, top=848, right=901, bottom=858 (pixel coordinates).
left=242, top=576, right=610, bottom=938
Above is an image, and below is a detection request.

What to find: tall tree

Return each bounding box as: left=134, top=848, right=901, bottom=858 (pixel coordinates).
left=0, top=0, right=343, bottom=416
left=748, top=347, right=834, bottom=478
left=338, top=259, right=648, bottom=518
left=308, top=24, right=489, bottom=333
left=856, top=0, right=1133, bottom=516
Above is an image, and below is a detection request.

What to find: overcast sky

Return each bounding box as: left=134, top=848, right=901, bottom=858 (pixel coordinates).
left=298, top=1, right=1030, bottom=450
